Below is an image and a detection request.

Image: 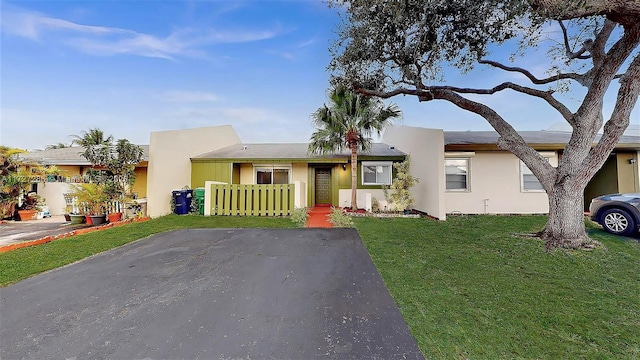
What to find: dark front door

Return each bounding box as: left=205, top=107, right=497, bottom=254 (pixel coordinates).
left=315, top=169, right=332, bottom=205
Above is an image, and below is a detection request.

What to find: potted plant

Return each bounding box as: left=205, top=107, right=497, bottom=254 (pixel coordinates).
left=79, top=137, right=143, bottom=220
left=69, top=183, right=108, bottom=225
left=17, top=193, right=44, bottom=221
left=2, top=146, right=60, bottom=221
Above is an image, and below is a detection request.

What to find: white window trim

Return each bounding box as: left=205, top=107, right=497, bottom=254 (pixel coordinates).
left=253, top=164, right=292, bottom=185
left=520, top=155, right=553, bottom=192
left=361, top=161, right=392, bottom=186
left=445, top=157, right=471, bottom=192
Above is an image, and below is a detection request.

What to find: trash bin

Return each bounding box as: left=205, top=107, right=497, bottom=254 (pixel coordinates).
left=194, top=187, right=205, bottom=215
left=172, top=189, right=193, bottom=215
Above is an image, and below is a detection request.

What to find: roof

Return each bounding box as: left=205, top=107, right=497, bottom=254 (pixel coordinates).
left=444, top=131, right=640, bottom=150
left=192, top=143, right=406, bottom=162
left=17, top=145, right=150, bottom=166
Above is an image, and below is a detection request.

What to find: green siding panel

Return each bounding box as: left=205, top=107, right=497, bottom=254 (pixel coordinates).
left=191, top=162, right=232, bottom=188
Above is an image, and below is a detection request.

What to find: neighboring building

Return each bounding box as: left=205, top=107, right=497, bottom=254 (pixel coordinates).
left=17, top=146, right=149, bottom=216
left=383, top=125, right=640, bottom=220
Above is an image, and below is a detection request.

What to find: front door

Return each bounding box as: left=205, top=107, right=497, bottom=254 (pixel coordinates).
left=315, top=168, right=332, bottom=205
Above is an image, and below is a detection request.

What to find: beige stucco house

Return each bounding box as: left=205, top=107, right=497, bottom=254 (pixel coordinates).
left=383, top=125, right=640, bottom=220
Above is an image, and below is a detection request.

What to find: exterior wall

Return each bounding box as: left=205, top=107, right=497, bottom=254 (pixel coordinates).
left=383, top=125, right=446, bottom=219
left=132, top=166, right=148, bottom=198
left=338, top=189, right=389, bottom=210
left=444, top=151, right=557, bottom=214
left=617, top=152, right=640, bottom=193
left=36, top=182, right=74, bottom=215
left=147, top=125, right=241, bottom=218
left=56, top=165, right=82, bottom=177
left=239, top=164, right=253, bottom=184
left=191, top=162, right=232, bottom=189
left=584, top=156, right=618, bottom=210
left=291, top=163, right=308, bottom=184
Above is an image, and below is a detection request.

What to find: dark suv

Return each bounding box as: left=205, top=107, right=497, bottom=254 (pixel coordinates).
left=589, top=193, right=640, bottom=236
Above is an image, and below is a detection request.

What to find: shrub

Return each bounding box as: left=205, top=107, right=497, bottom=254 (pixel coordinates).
left=328, top=207, right=354, bottom=228
left=290, top=207, right=309, bottom=227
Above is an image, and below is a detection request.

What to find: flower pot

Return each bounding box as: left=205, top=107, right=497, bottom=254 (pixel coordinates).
left=17, top=209, right=37, bottom=221
left=107, top=212, right=122, bottom=223
left=69, top=214, right=85, bottom=224
left=69, top=214, right=85, bottom=225
left=87, top=214, right=106, bottom=226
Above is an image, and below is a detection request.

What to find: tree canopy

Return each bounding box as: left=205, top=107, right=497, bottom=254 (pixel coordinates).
left=329, top=0, right=640, bottom=249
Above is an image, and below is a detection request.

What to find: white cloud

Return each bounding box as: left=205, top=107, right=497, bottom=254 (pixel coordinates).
left=0, top=3, right=284, bottom=60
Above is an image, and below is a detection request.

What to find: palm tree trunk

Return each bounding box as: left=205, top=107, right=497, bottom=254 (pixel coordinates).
left=351, top=144, right=358, bottom=210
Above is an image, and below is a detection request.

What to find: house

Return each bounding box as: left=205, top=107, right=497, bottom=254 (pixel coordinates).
left=383, top=125, right=640, bottom=220
left=17, top=146, right=149, bottom=216
left=146, top=125, right=406, bottom=217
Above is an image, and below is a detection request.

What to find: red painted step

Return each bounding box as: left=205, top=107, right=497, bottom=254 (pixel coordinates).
left=305, top=207, right=334, bottom=228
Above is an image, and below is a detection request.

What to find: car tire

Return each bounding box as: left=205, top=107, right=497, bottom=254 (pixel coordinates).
left=600, top=208, right=637, bottom=236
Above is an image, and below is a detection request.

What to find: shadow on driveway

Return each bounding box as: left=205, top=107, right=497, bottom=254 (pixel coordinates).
left=1, top=228, right=423, bottom=359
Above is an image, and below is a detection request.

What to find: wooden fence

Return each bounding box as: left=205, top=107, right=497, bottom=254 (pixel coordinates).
left=208, top=184, right=294, bottom=216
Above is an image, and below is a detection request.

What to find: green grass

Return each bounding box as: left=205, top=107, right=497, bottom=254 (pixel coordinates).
left=2, top=213, right=639, bottom=359
left=354, top=215, right=640, bottom=359
left=0, top=214, right=294, bottom=286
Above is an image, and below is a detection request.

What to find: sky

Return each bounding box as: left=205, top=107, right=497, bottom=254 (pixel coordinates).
left=1, top=0, right=638, bottom=151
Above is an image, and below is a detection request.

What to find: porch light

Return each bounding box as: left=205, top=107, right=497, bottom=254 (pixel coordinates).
left=342, top=163, right=347, bottom=171
left=630, top=158, right=637, bottom=164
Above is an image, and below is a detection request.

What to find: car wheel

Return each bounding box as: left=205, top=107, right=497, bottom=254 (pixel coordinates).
left=600, top=208, right=636, bottom=236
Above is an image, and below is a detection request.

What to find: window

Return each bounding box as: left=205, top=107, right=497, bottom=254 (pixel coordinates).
left=445, top=158, right=469, bottom=191
left=361, top=161, right=392, bottom=185
left=521, top=157, right=551, bottom=192
left=255, top=166, right=290, bottom=184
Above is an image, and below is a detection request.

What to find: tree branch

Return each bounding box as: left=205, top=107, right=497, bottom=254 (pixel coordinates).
left=359, top=81, right=575, bottom=122
left=558, top=21, right=591, bottom=60
left=354, top=84, right=557, bottom=188
left=590, top=19, right=617, bottom=66
left=574, top=21, right=640, bottom=128
left=478, top=59, right=588, bottom=86
left=581, top=52, right=640, bottom=181
left=532, top=0, right=640, bottom=21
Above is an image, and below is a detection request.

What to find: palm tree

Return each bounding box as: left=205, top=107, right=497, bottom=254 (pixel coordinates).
left=309, top=85, right=401, bottom=209
left=70, top=128, right=113, bottom=147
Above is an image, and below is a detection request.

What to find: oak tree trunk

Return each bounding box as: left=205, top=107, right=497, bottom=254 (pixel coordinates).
left=540, top=179, right=593, bottom=250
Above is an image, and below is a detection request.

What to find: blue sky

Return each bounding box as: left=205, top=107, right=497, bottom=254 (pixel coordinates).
left=1, top=1, right=638, bottom=150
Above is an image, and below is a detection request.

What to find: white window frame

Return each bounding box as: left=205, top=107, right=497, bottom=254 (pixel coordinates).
left=253, top=164, right=291, bottom=185
left=520, top=154, right=553, bottom=192
left=445, top=157, right=471, bottom=192
left=361, top=161, right=392, bottom=186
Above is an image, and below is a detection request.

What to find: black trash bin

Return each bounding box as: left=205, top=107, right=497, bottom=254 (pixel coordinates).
left=172, top=189, right=193, bottom=215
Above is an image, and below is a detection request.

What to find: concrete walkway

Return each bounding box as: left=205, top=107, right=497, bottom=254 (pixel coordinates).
left=0, top=215, right=90, bottom=247
left=306, top=206, right=334, bottom=228
left=1, top=228, right=424, bottom=359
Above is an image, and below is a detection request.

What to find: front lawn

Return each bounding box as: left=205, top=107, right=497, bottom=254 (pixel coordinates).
left=355, top=215, right=640, bottom=359
left=2, top=213, right=638, bottom=359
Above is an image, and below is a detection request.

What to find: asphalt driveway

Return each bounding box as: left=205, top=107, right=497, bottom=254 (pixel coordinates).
left=1, top=228, right=423, bottom=359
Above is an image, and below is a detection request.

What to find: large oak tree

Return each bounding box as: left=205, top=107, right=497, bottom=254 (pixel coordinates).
left=329, top=0, right=640, bottom=249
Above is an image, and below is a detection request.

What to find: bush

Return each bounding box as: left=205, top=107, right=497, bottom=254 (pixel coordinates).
left=290, top=207, right=309, bottom=227
left=328, top=207, right=354, bottom=228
